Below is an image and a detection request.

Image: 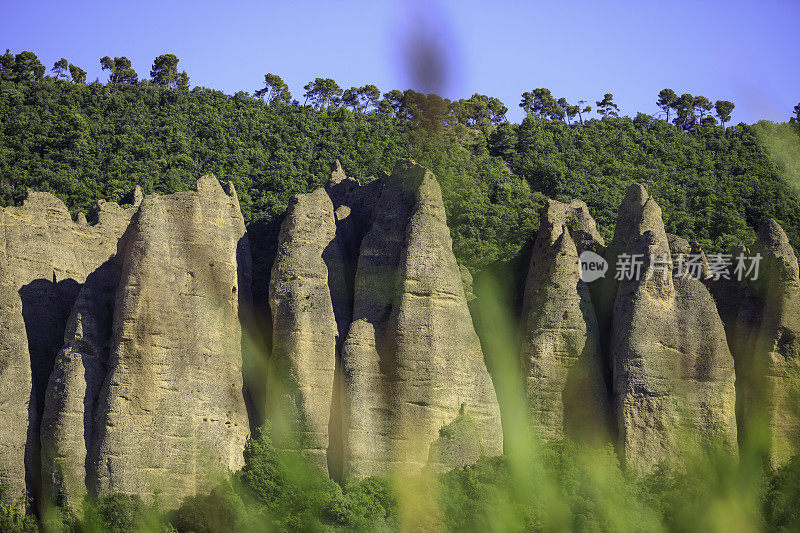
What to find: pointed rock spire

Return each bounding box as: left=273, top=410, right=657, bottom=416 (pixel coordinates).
left=133, top=185, right=143, bottom=207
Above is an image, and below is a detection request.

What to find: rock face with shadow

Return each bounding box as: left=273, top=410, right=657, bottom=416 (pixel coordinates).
left=39, top=259, right=121, bottom=510
left=0, top=177, right=252, bottom=512
left=717, top=220, right=800, bottom=467
left=268, top=187, right=349, bottom=472
left=0, top=188, right=137, bottom=505
left=607, top=184, right=737, bottom=472
left=0, top=249, right=30, bottom=507
left=89, top=176, right=251, bottom=507
left=268, top=160, right=503, bottom=480
left=519, top=199, right=610, bottom=442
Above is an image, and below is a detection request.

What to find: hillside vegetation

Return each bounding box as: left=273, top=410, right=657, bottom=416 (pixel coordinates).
left=2, top=51, right=800, bottom=289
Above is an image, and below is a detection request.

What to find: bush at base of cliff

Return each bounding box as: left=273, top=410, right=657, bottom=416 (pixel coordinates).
left=236, top=423, right=344, bottom=530
left=763, top=455, right=800, bottom=530
left=0, top=483, right=36, bottom=533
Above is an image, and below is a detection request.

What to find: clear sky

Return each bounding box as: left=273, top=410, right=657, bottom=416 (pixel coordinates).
left=1, top=0, right=798, bottom=124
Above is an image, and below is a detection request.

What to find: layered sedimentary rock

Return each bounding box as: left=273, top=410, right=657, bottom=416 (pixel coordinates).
left=0, top=189, right=137, bottom=505
left=519, top=199, right=609, bottom=441
left=89, top=176, right=251, bottom=507
left=608, top=184, right=738, bottom=471
left=269, top=160, right=503, bottom=480
left=723, top=220, right=800, bottom=466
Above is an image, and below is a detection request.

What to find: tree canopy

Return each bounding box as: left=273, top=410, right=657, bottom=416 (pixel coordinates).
left=0, top=49, right=798, bottom=299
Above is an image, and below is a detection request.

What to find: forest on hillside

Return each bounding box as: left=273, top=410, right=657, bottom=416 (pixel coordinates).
left=2, top=49, right=800, bottom=297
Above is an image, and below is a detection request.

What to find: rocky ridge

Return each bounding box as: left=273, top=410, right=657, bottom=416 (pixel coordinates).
left=0, top=161, right=798, bottom=514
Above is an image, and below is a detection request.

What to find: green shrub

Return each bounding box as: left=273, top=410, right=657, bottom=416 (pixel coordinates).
left=237, top=423, right=342, bottom=531
left=763, top=456, right=800, bottom=531
left=0, top=483, right=36, bottom=533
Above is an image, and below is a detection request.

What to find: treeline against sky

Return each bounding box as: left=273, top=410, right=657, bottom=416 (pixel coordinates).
left=2, top=49, right=800, bottom=285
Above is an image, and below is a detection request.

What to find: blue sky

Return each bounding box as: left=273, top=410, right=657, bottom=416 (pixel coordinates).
left=1, top=0, right=798, bottom=124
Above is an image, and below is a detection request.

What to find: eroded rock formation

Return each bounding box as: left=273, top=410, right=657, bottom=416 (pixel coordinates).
left=3, top=160, right=799, bottom=513
left=519, top=199, right=610, bottom=441
left=269, top=160, right=503, bottom=480
left=0, top=189, right=136, bottom=505
left=89, top=176, right=251, bottom=507
left=40, top=259, right=121, bottom=509
left=268, top=188, right=348, bottom=471
left=0, top=178, right=251, bottom=512
left=607, top=184, right=738, bottom=472
left=0, top=249, right=30, bottom=506
left=341, top=160, right=503, bottom=478
left=718, top=220, right=800, bottom=466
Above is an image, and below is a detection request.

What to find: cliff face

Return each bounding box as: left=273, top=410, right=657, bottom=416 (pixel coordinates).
left=519, top=199, right=610, bottom=442
left=0, top=189, right=136, bottom=506
left=88, top=176, right=251, bottom=507
left=607, top=185, right=738, bottom=472
left=0, top=247, right=30, bottom=506
left=3, top=161, right=800, bottom=513
left=269, top=160, right=503, bottom=480
left=1, top=177, right=251, bottom=512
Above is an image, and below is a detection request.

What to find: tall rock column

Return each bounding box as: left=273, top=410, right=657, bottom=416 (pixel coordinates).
left=40, top=259, right=122, bottom=510
left=0, top=245, right=30, bottom=507
left=90, top=176, right=251, bottom=507
left=341, top=160, right=503, bottom=478
left=609, top=184, right=737, bottom=472
left=268, top=188, right=349, bottom=473
left=520, top=199, right=610, bottom=442
left=732, top=220, right=800, bottom=466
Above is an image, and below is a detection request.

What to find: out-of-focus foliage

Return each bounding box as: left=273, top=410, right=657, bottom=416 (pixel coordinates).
left=31, top=423, right=799, bottom=532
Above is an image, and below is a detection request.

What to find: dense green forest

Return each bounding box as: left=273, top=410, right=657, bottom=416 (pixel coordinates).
left=2, top=50, right=800, bottom=300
